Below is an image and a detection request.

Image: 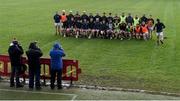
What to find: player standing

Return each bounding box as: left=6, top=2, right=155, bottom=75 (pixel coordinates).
left=53, top=12, right=61, bottom=35
left=154, top=19, right=166, bottom=45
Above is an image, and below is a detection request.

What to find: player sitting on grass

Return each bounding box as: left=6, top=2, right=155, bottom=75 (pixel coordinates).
left=93, top=18, right=101, bottom=38
left=126, top=23, right=133, bottom=40
left=81, top=19, right=89, bottom=38
left=88, top=18, right=95, bottom=39
left=141, top=21, right=149, bottom=40
left=75, top=19, right=82, bottom=38
left=119, top=21, right=127, bottom=40
left=107, top=20, right=114, bottom=40
left=114, top=20, right=121, bottom=39
left=100, top=20, right=108, bottom=39
left=154, top=19, right=166, bottom=45
left=66, top=17, right=75, bottom=37
left=134, top=24, right=141, bottom=39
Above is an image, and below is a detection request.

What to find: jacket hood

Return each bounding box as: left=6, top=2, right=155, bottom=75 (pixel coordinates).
left=53, top=42, right=61, bottom=50
left=29, top=42, right=37, bottom=49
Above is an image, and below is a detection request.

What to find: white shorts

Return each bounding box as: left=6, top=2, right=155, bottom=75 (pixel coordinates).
left=148, top=26, right=154, bottom=31
left=54, top=23, right=61, bottom=27
left=156, top=32, right=164, bottom=40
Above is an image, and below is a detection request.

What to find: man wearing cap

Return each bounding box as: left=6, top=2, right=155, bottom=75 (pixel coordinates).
left=26, top=41, right=43, bottom=90
left=8, top=39, right=24, bottom=88
left=49, top=43, right=65, bottom=89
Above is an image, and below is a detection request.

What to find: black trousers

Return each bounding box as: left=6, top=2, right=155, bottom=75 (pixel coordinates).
left=50, top=69, right=62, bottom=88
left=29, top=66, right=41, bottom=88
left=10, top=66, right=21, bottom=86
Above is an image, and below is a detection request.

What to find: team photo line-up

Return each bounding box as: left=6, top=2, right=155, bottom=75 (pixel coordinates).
left=54, top=10, right=166, bottom=45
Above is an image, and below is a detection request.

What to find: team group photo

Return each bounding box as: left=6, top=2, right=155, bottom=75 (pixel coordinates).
left=0, top=0, right=180, bottom=100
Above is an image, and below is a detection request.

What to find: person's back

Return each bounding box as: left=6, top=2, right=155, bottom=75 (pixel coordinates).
left=8, top=42, right=23, bottom=67
left=26, top=42, right=43, bottom=68
left=50, top=43, right=65, bottom=89
left=8, top=40, right=24, bottom=88
left=26, top=42, right=43, bottom=89
left=50, top=43, right=65, bottom=70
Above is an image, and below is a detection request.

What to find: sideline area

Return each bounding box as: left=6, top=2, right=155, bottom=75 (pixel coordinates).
left=0, top=82, right=179, bottom=100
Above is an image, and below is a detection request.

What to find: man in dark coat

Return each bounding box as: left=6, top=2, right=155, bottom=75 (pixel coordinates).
left=8, top=39, right=24, bottom=88
left=26, top=42, right=43, bottom=90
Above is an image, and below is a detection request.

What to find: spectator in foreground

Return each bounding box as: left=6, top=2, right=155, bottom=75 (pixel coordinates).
left=50, top=42, right=65, bottom=90
left=8, top=39, right=24, bottom=88
left=26, top=42, right=43, bottom=90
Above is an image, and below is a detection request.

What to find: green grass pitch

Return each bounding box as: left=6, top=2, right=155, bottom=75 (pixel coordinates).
left=0, top=0, right=180, bottom=95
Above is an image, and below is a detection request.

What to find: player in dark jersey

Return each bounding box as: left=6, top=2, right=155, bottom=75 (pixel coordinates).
left=106, top=20, right=114, bottom=39
left=88, top=13, right=94, bottom=22
left=74, top=11, right=81, bottom=22
left=93, top=18, right=101, bottom=38
left=81, top=19, right=89, bottom=38
left=66, top=17, right=75, bottom=37
left=100, top=20, right=108, bottom=39
left=154, top=19, right=166, bottom=45
left=53, top=11, right=61, bottom=35
left=107, top=13, right=114, bottom=23
left=75, top=19, right=82, bottom=38
left=94, top=13, right=101, bottom=22
left=88, top=18, right=95, bottom=39
left=81, top=11, right=89, bottom=21
left=126, top=13, right=134, bottom=25
left=67, top=11, right=74, bottom=22
left=101, top=12, right=107, bottom=22
left=140, top=14, right=148, bottom=24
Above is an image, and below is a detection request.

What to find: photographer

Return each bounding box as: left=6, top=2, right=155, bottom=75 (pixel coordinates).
left=49, top=42, right=65, bottom=90
left=8, top=39, right=24, bottom=88
left=26, top=42, right=43, bottom=90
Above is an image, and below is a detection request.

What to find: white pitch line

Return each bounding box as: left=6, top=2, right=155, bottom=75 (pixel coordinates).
left=0, top=88, right=78, bottom=101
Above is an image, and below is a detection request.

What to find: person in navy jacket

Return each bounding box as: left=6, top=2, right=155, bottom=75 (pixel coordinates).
left=49, top=42, right=65, bottom=89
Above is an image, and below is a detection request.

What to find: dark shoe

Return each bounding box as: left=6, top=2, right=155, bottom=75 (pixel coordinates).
left=10, top=84, right=15, bottom=87
left=58, top=86, right=63, bottom=90
left=16, top=84, right=24, bottom=88
left=36, top=86, right=42, bottom=90
left=50, top=86, right=55, bottom=90
left=160, top=40, right=164, bottom=44
left=29, top=86, right=34, bottom=90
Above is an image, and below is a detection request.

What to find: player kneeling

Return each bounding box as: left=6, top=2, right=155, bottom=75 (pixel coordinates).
left=88, top=18, right=94, bottom=39
left=126, top=23, right=133, bottom=40
left=81, top=19, right=89, bottom=38
left=100, top=20, right=108, bottom=39
left=106, top=20, right=114, bottom=40
left=141, top=22, right=149, bottom=40
left=114, top=20, right=121, bottom=39
left=119, top=21, right=127, bottom=40
left=66, top=17, right=75, bottom=37
left=92, top=19, right=101, bottom=38
left=75, top=20, right=82, bottom=38
left=134, top=24, right=141, bottom=39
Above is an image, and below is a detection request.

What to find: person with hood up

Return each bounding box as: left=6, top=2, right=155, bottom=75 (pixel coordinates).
left=49, top=42, right=65, bottom=90
left=26, top=42, right=43, bottom=90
